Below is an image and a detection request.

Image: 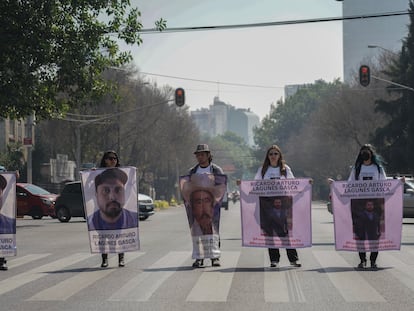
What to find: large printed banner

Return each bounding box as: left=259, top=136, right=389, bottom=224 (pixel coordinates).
left=0, top=173, right=17, bottom=257
left=81, top=167, right=139, bottom=253
left=331, top=179, right=403, bottom=252
left=240, top=178, right=312, bottom=249
left=180, top=174, right=227, bottom=259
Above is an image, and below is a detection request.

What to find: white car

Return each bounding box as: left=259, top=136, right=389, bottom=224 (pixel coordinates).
left=138, top=193, right=155, bottom=220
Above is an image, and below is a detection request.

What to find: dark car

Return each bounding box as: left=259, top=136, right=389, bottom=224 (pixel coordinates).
left=55, top=181, right=85, bottom=223
left=55, top=181, right=154, bottom=222
left=16, top=183, right=58, bottom=219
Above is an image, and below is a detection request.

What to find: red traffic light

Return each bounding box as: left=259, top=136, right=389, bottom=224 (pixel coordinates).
left=359, top=65, right=370, bottom=87
left=175, top=88, right=185, bottom=107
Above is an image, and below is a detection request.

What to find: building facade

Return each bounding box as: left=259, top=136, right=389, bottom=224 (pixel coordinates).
left=191, top=96, right=260, bottom=147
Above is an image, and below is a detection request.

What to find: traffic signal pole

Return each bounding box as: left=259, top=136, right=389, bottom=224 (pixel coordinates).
left=371, top=75, right=414, bottom=92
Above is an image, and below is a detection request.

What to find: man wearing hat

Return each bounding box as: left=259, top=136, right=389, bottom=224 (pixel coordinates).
left=187, top=144, right=225, bottom=268
left=88, top=168, right=138, bottom=230
left=0, top=174, right=16, bottom=270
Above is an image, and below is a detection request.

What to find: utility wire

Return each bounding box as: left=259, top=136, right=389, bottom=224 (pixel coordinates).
left=140, top=71, right=284, bottom=89
left=139, top=11, right=411, bottom=34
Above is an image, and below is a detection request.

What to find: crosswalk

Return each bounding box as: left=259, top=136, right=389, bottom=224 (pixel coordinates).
left=1, top=248, right=414, bottom=304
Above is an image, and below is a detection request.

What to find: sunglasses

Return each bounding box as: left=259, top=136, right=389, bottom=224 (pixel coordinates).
left=268, top=152, right=279, bottom=156
left=106, top=156, right=117, bottom=161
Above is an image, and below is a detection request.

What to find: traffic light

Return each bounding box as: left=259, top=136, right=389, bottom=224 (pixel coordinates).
left=359, top=65, right=370, bottom=87
left=175, top=88, right=185, bottom=107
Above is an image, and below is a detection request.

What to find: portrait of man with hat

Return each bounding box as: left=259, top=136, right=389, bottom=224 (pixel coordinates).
left=181, top=174, right=226, bottom=236
left=88, top=168, right=138, bottom=231
left=182, top=144, right=227, bottom=268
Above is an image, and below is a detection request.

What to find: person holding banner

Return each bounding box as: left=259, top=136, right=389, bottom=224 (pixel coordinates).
left=187, top=144, right=225, bottom=268
left=1, top=174, right=16, bottom=271
left=95, top=150, right=127, bottom=268
left=254, top=145, right=301, bottom=268
left=348, top=144, right=386, bottom=269
left=0, top=175, right=15, bottom=235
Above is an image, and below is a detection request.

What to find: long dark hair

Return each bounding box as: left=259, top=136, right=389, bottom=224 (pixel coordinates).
left=99, top=150, right=120, bottom=168
left=261, top=145, right=287, bottom=178
left=353, top=144, right=384, bottom=180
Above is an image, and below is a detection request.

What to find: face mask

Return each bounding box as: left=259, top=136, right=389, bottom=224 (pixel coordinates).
left=361, top=151, right=371, bottom=161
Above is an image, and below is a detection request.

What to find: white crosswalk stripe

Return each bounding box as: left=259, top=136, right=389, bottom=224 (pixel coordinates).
left=186, top=251, right=240, bottom=302
left=2, top=249, right=414, bottom=304
left=0, top=253, right=91, bottom=296
left=314, top=250, right=386, bottom=302
left=27, top=252, right=145, bottom=301
left=109, top=251, right=189, bottom=301
left=379, top=251, right=414, bottom=292
left=263, top=252, right=305, bottom=303
left=8, top=253, right=51, bottom=269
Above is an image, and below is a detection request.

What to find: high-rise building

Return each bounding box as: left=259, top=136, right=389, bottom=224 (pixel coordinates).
left=191, top=97, right=260, bottom=147
left=342, top=0, right=409, bottom=83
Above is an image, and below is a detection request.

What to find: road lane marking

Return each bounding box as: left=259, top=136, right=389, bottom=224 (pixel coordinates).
left=314, top=250, right=385, bottom=302
left=27, top=252, right=145, bottom=301
left=0, top=253, right=91, bottom=296
left=264, top=254, right=305, bottom=302
left=8, top=254, right=51, bottom=269
left=186, top=251, right=240, bottom=302
left=109, top=251, right=189, bottom=301
left=380, top=252, right=414, bottom=292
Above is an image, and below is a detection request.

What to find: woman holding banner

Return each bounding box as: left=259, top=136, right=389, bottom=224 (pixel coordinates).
left=254, top=145, right=301, bottom=268
left=348, top=144, right=386, bottom=269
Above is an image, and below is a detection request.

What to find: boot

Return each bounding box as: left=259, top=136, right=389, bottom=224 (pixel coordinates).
left=0, top=258, right=8, bottom=271
left=101, top=254, right=108, bottom=268
left=118, top=253, right=125, bottom=267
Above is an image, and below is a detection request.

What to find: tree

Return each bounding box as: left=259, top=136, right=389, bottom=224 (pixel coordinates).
left=0, top=1, right=166, bottom=119
left=373, top=0, right=414, bottom=174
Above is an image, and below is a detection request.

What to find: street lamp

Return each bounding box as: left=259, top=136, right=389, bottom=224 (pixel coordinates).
left=367, top=45, right=399, bottom=57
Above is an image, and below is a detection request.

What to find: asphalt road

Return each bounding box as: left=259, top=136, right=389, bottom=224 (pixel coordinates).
left=2, top=201, right=414, bottom=311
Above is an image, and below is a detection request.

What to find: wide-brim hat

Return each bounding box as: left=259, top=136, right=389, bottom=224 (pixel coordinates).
left=181, top=174, right=226, bottom=204
left=194, top=144, right=210, bottom=154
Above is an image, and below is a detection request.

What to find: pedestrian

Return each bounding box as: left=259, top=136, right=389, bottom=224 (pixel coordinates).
left=188, top=144, right=225, bottom=268
left=348, top=144, right=386, bottom=269
left=98, top=150, right=126, bottom=268
left=254, top=145, right=301, bottom=268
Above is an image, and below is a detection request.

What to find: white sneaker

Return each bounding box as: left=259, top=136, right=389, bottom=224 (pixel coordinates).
left=270, top=261, right=279, bottom=268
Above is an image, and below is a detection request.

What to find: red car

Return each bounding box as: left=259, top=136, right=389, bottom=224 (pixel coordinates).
left=16, top=183, right=58, bottom=219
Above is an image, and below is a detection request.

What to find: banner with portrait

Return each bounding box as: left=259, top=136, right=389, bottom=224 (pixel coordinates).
left=180, top=173, right=227, bottom=259
left=81, top=166, right=139, bottom=253
left=240, top=178, right=312, bottom=248
left=331, top=179, right=403, bottom=252
left=0, top=173, right=17, bottom=257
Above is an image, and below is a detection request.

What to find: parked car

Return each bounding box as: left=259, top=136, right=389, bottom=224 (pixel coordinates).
left=401, top=177, right=414, bottom=218
left=16, top=183, right=58, bottom=219
left=55, top=181, right=85, bottom=223
left=327, top=177, right=414, bottom=218
left=138, top=193, right=155, bottom=220
left=55, top=181, right=154, bottom=222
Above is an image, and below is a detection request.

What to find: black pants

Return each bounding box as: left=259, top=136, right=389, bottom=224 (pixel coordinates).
left=268, top=248, right=298, bottom=263
left=359, top=251, right=378, bottom=263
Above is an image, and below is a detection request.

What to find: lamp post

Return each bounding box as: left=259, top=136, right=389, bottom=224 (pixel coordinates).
left=367, top=45, right=399, bottom=57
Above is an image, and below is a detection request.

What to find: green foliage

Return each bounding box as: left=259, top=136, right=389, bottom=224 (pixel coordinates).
left=254, top=79, right=342, bottom=153
left=373, top=0, right=414, bottom=174
left=0, top=0, right=166, bottom=119
left=0, top=142, right=25, bottom=173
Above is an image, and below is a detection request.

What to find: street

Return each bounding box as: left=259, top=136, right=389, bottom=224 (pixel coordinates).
left=2, top=201, right=414, bottom=311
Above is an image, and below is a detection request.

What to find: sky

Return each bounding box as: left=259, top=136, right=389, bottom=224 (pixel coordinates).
left=124, top=0, right=344, bottom=120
